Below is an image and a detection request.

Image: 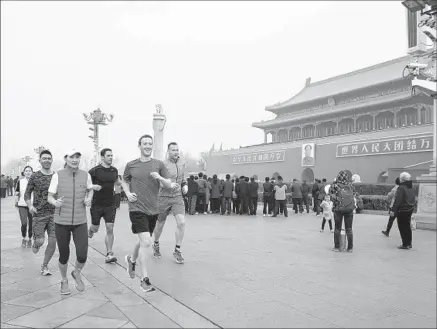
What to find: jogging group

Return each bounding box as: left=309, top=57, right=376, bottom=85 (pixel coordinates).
left=14, top=134, right=187, bottom=294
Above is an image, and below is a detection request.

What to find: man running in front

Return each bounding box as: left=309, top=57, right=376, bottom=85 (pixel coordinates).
left=24, top=149, right=57, bottom=276
left=88, top=148, right=119, bottom=264
left=153, top=142, right=186, bottom=264
left=122, top=134, right=178, bottom=292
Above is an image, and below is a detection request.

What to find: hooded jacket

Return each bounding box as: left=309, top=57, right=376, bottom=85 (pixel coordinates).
left=392, top=180, right=415, bottom=214
left=329, top=171, right=355, bottom=210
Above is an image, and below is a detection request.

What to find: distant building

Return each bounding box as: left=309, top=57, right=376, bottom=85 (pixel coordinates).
left=207, top=56, right=434, bottom=183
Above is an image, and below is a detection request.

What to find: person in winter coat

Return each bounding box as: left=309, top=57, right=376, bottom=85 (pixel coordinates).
left=210, top=175, right=221, bottom=213
left=233, top=178, right=241, bottom=214
left=221, top=174, right=234, bottom=215
left=238, top=176, right=249, bottom=215
left=272, top=176, right=288, bottom=217
left=329, top=171, right=355, bottom=252
left=262, top=177, right=274, bottom=216
left=291, top=179, right=303, bottom=214
left=187, top=175, right=198, bottom=215
left=382, top=177, right=400, bottom=237
left=249, top=177, right=259, bottom=215
left=301, top=180, right=311, bottom=214
left=391, top=172, right=415, bottom=249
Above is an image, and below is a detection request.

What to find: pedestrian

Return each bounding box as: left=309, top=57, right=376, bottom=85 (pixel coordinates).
left=88, top=148, right=119, bottom=264
left=248, top=177, right=259, bottom=215
left=320, top=195, right=334, bottom=233
left=291, top=179, right=304, bottom=214
left=7, top=176, right=14, bottom=196
left=391, top=172, right=415, bottom=249
left=301, top=180, right=311, bottom=214
left=240, top=176, right=250, bottom=215
left=205, top=175, right=211, bottom=213
left=210, top=175, right=221, bottom=213
left=197, top=172, right=208, bottom=215
left=233, top=178, right=241, bottom=214
left=0, top=174, right=7, bottom=198
left=262, top=177, right=274, bottom=217
left=122, top=134, right=177, bottom=292
left=15, top=166, right=34, bottom=248
left=272, top=176, right=288, bottom=217
left=221, top=174, right=234, bottom=215
left=24, top=150, right=57, bottom=275
left=48, top=150, right=94, bottom=294
left=382, top=177, right=400, bottom=237
left=329, top=171, right=355, bottom=252
left=153, top=142, right=187, bottom=264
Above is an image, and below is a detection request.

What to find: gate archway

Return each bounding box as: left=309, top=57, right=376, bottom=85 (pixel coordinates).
left=301, top=168, right=315, bottom=183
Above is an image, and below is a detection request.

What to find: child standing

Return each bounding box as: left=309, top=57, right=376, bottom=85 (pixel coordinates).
left=320, top=195, right=334, bottom=233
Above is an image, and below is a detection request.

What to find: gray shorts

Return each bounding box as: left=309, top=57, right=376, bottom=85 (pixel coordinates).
left=158, top=196, right=185, bottom=221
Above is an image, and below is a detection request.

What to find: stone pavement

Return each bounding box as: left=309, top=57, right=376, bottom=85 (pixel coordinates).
left=1, top=197, right=436, bottom=328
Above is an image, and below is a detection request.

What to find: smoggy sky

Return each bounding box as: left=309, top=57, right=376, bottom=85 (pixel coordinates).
left=1, top=1, right=408, bottom=169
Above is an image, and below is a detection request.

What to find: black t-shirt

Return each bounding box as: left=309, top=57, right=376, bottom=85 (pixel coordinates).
left=89, top=165, right=118, bottom=207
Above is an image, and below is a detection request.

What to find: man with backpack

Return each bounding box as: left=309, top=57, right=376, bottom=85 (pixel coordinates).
left=329, top=171, right=356, bottom=252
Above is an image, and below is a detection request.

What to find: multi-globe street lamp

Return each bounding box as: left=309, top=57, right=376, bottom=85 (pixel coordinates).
left=83, top=108, right=114, bottom=165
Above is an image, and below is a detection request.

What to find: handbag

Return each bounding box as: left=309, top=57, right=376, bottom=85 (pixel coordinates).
left=410, top=215, right=417, bottom=231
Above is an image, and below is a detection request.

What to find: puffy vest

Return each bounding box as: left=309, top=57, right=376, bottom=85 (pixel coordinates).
left=54, top=169, right=88, bottom=225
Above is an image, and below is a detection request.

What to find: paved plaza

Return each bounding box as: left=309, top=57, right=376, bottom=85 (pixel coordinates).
left=1, top=197, right=436, bottom=328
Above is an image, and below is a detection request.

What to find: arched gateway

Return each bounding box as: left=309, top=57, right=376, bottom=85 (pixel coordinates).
left=301, top=168, right=315, bottom=183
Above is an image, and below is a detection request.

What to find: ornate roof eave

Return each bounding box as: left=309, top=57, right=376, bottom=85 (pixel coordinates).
left=265, top=77, right=410, bottom=114
left=252, top=91, right=414, bottom=130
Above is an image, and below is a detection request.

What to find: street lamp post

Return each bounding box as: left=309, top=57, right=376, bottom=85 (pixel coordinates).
left=83, top=108, right=114, bottom=166
left=403, top=0, right=437, bottom=230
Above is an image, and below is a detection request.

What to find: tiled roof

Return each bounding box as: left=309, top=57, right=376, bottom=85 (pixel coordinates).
left=266, top=55, right=413, bottom=112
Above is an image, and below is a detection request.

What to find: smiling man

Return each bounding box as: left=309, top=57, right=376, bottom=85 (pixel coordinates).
left=24, top=149, right=57, bottom=276
left=122, top=134, right=178, bottom=293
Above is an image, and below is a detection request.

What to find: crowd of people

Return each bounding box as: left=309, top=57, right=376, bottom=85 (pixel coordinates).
left=4, top=134, right=417, bottom=295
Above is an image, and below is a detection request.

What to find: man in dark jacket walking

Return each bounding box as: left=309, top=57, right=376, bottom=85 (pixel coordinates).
left=221, top=174, right=234, bottom=215
left=262, top=177, right=274, bottom=216
left=249, top=177, right=259, bottom=215
left=238, top=176, right=249, bottom=215
left=187, top=175, right=198, bottom=215
left=391, top=172, right=415, bottom=249
left=301, top=180, right=311, bottom=214
left=291, top=179, right=304, bottom=214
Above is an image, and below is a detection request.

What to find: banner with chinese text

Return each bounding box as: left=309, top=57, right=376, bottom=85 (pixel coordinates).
left=336, top=135, right=433, bottom=157
left=231, top=150, right=285, bottom=165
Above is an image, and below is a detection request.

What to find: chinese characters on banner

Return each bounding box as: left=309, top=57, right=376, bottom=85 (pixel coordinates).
left=336, top=135, right=433, bottom=157
left=231, top=150, right=285, bottom=165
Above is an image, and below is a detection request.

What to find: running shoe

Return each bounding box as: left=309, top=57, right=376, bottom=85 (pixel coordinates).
left=27, top=239, right=32, bottom=248
left=71, top=270, right=85, bottom=292
left=140, top=277, right=155, bottom=292
left=105, top=252, right=117, bottom=264
left=152, top=243, right=162, bottom=259
left=21, top=238, right=26, bottom=248
left=32, top=242, right=40, bottom=254
left=88, top=228, right=94, bottom=239
left=173, top=250, right=184, bottom=264
left=125, top=255, right=136, bottom=279
left=60, top=280, right=71, bottom=295
left=41, top=265, right=52, bottom=276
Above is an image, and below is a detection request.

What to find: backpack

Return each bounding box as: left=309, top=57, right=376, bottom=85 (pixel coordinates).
left=336, top=184, right=356, bottom=213
left=198, top=179, right=206, bottom=194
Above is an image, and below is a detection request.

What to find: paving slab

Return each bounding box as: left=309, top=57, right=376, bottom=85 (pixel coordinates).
left=2, top=197, right=436, bottom=328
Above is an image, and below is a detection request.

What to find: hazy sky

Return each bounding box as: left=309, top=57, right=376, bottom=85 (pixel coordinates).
left=1, top=1, right=408, bottom=169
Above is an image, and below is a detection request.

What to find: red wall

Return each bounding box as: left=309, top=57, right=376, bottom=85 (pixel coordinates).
left=207, top=130, right=433, bottom=183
